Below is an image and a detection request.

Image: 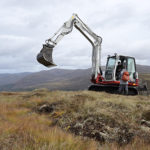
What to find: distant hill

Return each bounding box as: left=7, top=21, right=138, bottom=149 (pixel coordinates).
left=0, top=65, right=150, bottom=91
left=0, top=72, right=31, bottom=86
left=136, top=65, right=150, bottom=74
left=11, top=68, right=92, bottom=91
left=0, top=69, right=92, bottom=91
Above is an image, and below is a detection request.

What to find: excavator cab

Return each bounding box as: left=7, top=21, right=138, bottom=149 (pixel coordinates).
left=105, top=55, right=137, bottom=82
left=37, top=44, right=56, bottom=67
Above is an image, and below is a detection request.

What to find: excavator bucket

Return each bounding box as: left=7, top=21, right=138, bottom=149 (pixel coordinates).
left=37, top=44, right=56, bottom=67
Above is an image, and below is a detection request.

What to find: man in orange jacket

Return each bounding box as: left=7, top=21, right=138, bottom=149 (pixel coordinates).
left=118, top=65, right=129, bottom=95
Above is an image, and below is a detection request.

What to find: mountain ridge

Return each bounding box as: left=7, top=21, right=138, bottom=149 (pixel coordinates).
left=0, top=65, right=150, bottom=91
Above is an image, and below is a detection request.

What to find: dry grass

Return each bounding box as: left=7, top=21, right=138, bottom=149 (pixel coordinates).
left=0, top=90, right=150, bottom=150
left=0, top=91, right=96, bottom=150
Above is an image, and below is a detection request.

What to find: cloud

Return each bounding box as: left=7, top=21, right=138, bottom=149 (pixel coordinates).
left=0, top=0, right=150, bottom=73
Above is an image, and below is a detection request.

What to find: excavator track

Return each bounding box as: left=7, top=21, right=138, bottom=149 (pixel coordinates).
left=88, top=84, right=138, bottom=95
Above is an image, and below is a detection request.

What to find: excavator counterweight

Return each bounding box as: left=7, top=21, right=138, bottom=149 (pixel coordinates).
left=37, top=44, right=56, bottom=67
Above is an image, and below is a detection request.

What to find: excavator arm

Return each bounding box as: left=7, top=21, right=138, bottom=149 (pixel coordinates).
left=37, top=13, right=102, bottom=79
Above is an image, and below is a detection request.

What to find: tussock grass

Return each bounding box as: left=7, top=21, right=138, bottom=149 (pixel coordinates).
left=0, top=92, right=97, bottom=150
left=0, top=90, right=150, bottom=149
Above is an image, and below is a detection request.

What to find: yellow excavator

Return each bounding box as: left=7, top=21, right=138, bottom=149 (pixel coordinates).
left=37, top=13, right=147, bottom=95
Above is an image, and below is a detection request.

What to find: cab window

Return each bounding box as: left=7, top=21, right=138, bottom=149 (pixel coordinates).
left=127, top=58, right=135, bottom=73
left=127, top=58, right=136, bottom=80
left=107, top=58, right=116, bottom=70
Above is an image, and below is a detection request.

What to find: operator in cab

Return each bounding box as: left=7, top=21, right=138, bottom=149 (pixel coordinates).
left=116, top=61, right=122, bottom=80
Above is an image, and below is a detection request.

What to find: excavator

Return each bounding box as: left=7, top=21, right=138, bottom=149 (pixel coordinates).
left=37, top=13, right=140, bottom=95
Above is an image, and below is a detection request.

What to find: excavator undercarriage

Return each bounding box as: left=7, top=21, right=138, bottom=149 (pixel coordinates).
left=88, top=84, right=139, bottom=95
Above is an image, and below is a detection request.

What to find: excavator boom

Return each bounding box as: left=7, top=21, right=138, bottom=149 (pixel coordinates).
left=37, top=13, right=102, bottom=79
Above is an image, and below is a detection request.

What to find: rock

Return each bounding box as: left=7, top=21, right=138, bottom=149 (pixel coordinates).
left=38, top=104, right=54, bottom=113
left=141, top=119, right=150, bottom=128
left=94, top=131, right=105, bottom=142
left=74, top=123, right=84, bottom=129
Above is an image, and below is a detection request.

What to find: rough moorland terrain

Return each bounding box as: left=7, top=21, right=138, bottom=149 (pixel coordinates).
left=0, top=89, right=150, bottom=150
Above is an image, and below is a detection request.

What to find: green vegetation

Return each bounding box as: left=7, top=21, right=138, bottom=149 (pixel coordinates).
left=0, top=89, right=150, bottom=150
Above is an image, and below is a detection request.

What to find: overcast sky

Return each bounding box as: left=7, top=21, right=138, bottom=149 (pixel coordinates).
left=0, top=0, right=150, bottom=73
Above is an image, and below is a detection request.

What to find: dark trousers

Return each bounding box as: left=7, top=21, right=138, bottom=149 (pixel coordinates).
left=119, top=84, right=128, bottom=95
